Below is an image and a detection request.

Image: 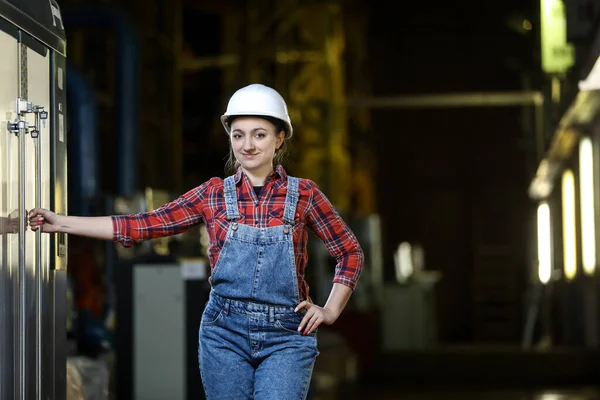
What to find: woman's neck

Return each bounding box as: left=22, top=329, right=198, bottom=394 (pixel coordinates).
left=242, top=165, right=274, bottom=186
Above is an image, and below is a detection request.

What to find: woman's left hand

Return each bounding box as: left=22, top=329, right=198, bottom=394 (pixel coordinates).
left=295, top=301, right=339, bottom=335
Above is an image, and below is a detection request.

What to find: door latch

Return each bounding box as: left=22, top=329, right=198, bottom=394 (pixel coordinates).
left=7, top=99, right=48, bottom=138
left=7, top=119, right=26, bottom=136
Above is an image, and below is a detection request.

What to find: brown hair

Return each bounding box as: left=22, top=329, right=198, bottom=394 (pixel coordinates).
left=224, top=115, right=290, bottom=175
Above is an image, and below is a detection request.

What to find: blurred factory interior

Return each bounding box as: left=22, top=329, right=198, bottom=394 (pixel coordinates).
left=5, top=0, right=600, bottom=398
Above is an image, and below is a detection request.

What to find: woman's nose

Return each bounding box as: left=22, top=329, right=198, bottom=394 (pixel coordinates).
left=243, top=138, right=255, bottom=150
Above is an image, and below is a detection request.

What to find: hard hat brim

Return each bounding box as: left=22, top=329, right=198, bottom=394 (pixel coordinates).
left=220, top=114, right=293, bottom=139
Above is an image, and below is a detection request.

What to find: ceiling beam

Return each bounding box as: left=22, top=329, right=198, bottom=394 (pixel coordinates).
left=347, top=91, right=544, bottom=109
left=182, top=0, right=242, bottom=14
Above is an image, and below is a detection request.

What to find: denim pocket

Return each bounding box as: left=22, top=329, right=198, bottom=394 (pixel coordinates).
left=201, top=305, right=223, bottom=326
left=275, top=316, right=316, bottom=336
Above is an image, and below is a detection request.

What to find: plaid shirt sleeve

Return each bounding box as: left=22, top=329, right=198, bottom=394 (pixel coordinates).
left=306, top=181, right=364, bottom=290
left=112, top=181, right=208, bottom=247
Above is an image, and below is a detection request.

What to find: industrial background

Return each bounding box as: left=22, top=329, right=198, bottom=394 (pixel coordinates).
left=3, top=0, right=600, bottom=398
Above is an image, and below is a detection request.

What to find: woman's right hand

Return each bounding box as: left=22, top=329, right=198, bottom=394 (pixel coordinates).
left=28, top=208, right=61, bottom=233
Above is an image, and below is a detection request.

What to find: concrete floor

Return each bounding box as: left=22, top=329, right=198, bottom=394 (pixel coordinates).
left=343, top=346, right=600, bottom=399
left=351, top=386, right=600, bottom=400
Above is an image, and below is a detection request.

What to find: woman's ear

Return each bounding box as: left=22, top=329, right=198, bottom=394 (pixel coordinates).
left=276, top=131, right=285, bottom=150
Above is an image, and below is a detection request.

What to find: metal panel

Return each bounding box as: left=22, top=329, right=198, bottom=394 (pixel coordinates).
left=1, top=13, right=66, bottom=400
left=50, top=51, right=66, bottom=270
left=51, top=270, right=67, bottom=400
left=381, top=284, right=437, bottom=350
left=0, top=1, right=66, bottom=55
left=50, top=50, right=67, bottom=400
left=16, top=41, right=27, bottom=400
left=0, top=28, right=18, bottom=400
left=2, top=0, right=66, bottom=39
left=134, top=265, right=185, bottom=400
left=25, top=44, right=51, bottom=400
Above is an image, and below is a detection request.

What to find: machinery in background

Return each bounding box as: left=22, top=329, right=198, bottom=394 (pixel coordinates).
left=115, top=259, right=211, bottom=400
left=55, top=6, right=213, bottom=397
left=109, top=190, right=384, bottom=400
left=111, top=188, right=211, bottom=400
left=0, top=0, right=68, bottom=398
left=381, top=242, right=441, bottom=351
left=57, top=2, right=384, bottom=397
left=58, top=2, right=142, bottom=366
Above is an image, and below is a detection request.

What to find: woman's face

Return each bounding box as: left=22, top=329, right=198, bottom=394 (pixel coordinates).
left=230, top=117, right=284, bottom=173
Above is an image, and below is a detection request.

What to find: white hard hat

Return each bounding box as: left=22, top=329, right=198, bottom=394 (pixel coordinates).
left=221, top=84, right=293, bottom=139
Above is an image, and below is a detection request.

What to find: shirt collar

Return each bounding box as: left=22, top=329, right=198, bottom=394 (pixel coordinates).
left=234, top=165, right=287, bottom=186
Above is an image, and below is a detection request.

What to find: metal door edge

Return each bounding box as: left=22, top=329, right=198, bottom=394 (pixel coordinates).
left=0, top=2, right=65, bottom=56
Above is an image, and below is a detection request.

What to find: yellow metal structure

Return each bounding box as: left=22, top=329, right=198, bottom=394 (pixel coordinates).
left=227, top=1, right=351, bottom=211
left=133, top=0, right=183, bottom=191
left=64, top=0, right=376, bottom=213
left=182, top=0, right=376, bottom=215
left=63, top=0, right=184, bottom=192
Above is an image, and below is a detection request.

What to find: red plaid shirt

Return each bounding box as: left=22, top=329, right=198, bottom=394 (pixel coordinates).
left=111, top=165, right=363, bottom=300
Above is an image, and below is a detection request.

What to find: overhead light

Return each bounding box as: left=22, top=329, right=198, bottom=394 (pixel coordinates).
left=579, top=137, right=596, bottom=275
left=561, top=170, right=577, bottom=280
left=541, top=0, right=574, bottom=74
left=538, top=202, right=552, bottom=284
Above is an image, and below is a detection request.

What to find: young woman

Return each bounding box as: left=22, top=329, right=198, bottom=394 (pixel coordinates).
left=28, top=83, right=364, bottom=399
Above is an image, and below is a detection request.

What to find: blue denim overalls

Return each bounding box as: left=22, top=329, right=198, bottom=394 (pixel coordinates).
left=198, top=175, right=319, bottom=400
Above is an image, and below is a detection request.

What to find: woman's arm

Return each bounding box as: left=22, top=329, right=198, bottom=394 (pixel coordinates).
left=305, top=181, right=364, bottom=291
left=296, top=181, right=364, bottom=334
left=29, top=181, right=210, bottom=245
left=322, top=283, right=353, bottom=318
left=29, top=210, right=114, bottom=240
left=61, top=216, right=114, bottom=239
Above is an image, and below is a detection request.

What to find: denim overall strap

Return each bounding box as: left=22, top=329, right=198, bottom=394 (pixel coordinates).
left=223, top=176, right=241, bottom=221
left=199, top=176, right=318, bottom=400
left=282, top=176, right=299, bottom=225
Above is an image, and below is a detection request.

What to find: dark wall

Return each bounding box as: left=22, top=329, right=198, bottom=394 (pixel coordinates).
left=367, top=1, right=535, bottom=343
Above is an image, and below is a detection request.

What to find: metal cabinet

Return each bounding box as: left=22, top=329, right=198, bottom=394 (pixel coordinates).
left=0, top=1, right=68, bottom=398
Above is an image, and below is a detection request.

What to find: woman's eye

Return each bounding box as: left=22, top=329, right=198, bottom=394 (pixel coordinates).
left=255, top=133, right=266, bottom=139
left=233, top=134, right=242, bottom=140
